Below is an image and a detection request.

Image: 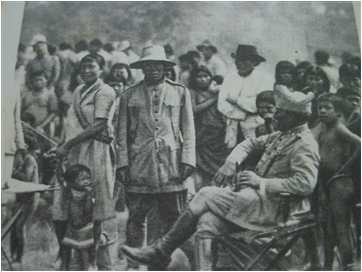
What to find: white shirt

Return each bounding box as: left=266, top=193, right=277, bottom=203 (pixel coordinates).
left=218, top=66, right=273, bottom=120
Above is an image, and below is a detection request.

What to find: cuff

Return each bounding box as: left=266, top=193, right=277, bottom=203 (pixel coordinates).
left=259, top=179, right=267, bottom=196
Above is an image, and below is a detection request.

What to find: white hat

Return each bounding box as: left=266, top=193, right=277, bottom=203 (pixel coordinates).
left=30, top=34, right=47, bottom=46
left=119, top=40, right=131, bottom=51
left=130, top=44, right=175, bottom=69
left=274, top=85, right=314, bottom=114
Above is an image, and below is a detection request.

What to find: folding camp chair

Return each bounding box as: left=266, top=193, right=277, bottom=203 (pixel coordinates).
left=211, top=193, right=317, bottom=270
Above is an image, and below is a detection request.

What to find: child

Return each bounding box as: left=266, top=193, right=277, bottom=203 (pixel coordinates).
left=274, top=61, right=296, bottom=90
left=10, top=134, right=40, bottom=263
left=301, top=66, right=330, bottom=127
left=295, top=61, right=313, bottom=92
left=312, top=94, right=360, bottom=270
left=255, top=90, right=277, bottom=137
left=21, top=70, right=58, bottom=136
left=60, top=164, right=96, bottom=270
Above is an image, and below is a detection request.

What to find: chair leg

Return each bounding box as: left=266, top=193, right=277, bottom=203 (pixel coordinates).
left=2, top=246, right=13, bottom=270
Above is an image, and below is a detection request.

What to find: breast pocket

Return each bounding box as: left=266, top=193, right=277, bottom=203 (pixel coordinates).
left=163, top=97, right=182, bottom=143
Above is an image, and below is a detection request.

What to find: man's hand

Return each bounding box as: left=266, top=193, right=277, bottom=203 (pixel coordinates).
left=116, top=167, right=130, bottom=185
left=213, top=161, right=236, bottom=186
left=237, top=170, right=263, bottom=189
left=180, top=164, right=194, bottom=181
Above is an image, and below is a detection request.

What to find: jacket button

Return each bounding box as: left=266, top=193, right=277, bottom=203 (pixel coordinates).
left=155, top=119, right=159, bottom=122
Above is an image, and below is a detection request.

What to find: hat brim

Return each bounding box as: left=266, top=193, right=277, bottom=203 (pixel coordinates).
left=231, top=53, right=266, bottom=63
left=130, top=59, right=176, bottom=69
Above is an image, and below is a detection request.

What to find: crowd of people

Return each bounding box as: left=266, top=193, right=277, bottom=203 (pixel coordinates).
left=8, top=33, right=361, bottom=270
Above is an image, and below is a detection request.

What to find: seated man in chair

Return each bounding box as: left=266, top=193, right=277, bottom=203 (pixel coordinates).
left=121, top=86, right=320, bottom=270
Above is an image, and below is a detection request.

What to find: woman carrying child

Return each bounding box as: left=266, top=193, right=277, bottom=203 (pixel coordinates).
left=189, top=65, right=232, bottom=190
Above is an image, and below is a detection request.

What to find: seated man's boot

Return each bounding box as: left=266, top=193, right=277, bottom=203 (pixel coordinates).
left=194, top=234, right=214, bottom=271
left=121, top=209, right=198, bottom=268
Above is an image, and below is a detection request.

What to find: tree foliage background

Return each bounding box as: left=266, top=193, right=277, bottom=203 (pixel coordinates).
left=20, top=2, right=359, bottom=69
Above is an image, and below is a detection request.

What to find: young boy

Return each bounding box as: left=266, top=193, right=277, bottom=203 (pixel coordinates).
left=60, top=164, right=96, bottom=270
left=10, top=134, right=40, bottom=263
left=21, top=70, right=58, bottom=136
left=255, top=90, right=277, bottom=137
left=312, top=93, right=360, bottom=270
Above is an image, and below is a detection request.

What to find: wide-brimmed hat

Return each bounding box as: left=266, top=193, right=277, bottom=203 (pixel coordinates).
left=231, top=44, right=266, bottom=63
left=196, top=40, right=218, bottom=53
left=274, top=85, right=314, bottom=114
left=119, top=40, right=131, bottom=51
left=31, top=34, right=47, bottom=46
left=130, top=44, right=176, bottom=69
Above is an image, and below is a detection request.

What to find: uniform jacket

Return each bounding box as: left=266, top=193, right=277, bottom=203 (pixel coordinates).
left=225, top=124, right=320, bottom=231
left=115, top=79, right=196, bottom=193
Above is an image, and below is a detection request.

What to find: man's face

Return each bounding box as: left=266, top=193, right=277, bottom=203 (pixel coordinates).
left=89, top=44, right=100, bottom=55
left=274, top=109, right=299, bottom=131
left=318, top=101, right=339, bottom=124
left=202, top=47, right=213, bottom=60
left=142, top=62, right=165, bottom=84
left=257, top=102, right=276, bottom=120
left=32, top=75, right=47, bottom=90
left=235, top=59, right=255, bottom=77
left=34, top=42, right=48, bottom=56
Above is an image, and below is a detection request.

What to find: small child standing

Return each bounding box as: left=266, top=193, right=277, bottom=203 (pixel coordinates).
left=312, top=94, right=360, bottom=270
left=10, top=134, right=40, bottom=263
left=60, top=164, right=96, bottom=270
left=255, top=90, right=277, bottom=137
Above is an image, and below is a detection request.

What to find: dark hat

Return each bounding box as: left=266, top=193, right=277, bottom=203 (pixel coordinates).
left=231, top=44, right=266, bottom=63
left=275, top=61, right=296, bottom=75
left=196, top=40, right=218, bottom=53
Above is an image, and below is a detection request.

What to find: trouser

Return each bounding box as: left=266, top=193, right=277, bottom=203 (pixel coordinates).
left=188, top=187, right=242, bottom=270
left=126, top=191, right=187, bottom=248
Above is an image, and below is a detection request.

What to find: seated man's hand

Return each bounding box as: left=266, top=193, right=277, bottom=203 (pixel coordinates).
left=116, top=167, right=130, bottom=185
left=237, top=170, right=263, bottom=189
left=213, top=161, right=236, bottom=186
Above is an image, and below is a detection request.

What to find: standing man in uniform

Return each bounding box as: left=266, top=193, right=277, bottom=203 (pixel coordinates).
left=115, top=44, right=196, bottom=269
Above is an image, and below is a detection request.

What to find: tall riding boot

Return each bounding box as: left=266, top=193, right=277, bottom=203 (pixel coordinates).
left=194, top=234, right=214, bottom=271
left=121, top=208, right=198, bottom=268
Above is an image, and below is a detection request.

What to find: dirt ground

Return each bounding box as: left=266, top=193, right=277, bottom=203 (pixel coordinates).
left=1, top=198, right=361, bottom=271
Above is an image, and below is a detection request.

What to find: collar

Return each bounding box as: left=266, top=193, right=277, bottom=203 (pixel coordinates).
left=145, top=80, right=166, bottom=93
left=281, top=124, right=309, bottom=136
left=80, top=78, right=102, bottom=102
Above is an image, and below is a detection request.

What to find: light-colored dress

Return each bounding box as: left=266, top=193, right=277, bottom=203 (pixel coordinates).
left=52, top=79, right=116, bottom=221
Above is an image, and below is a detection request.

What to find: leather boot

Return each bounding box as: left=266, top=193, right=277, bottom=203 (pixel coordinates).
left=121, top=209, right=198, bottom=268
left=194, top=235, right=214, bottom=271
